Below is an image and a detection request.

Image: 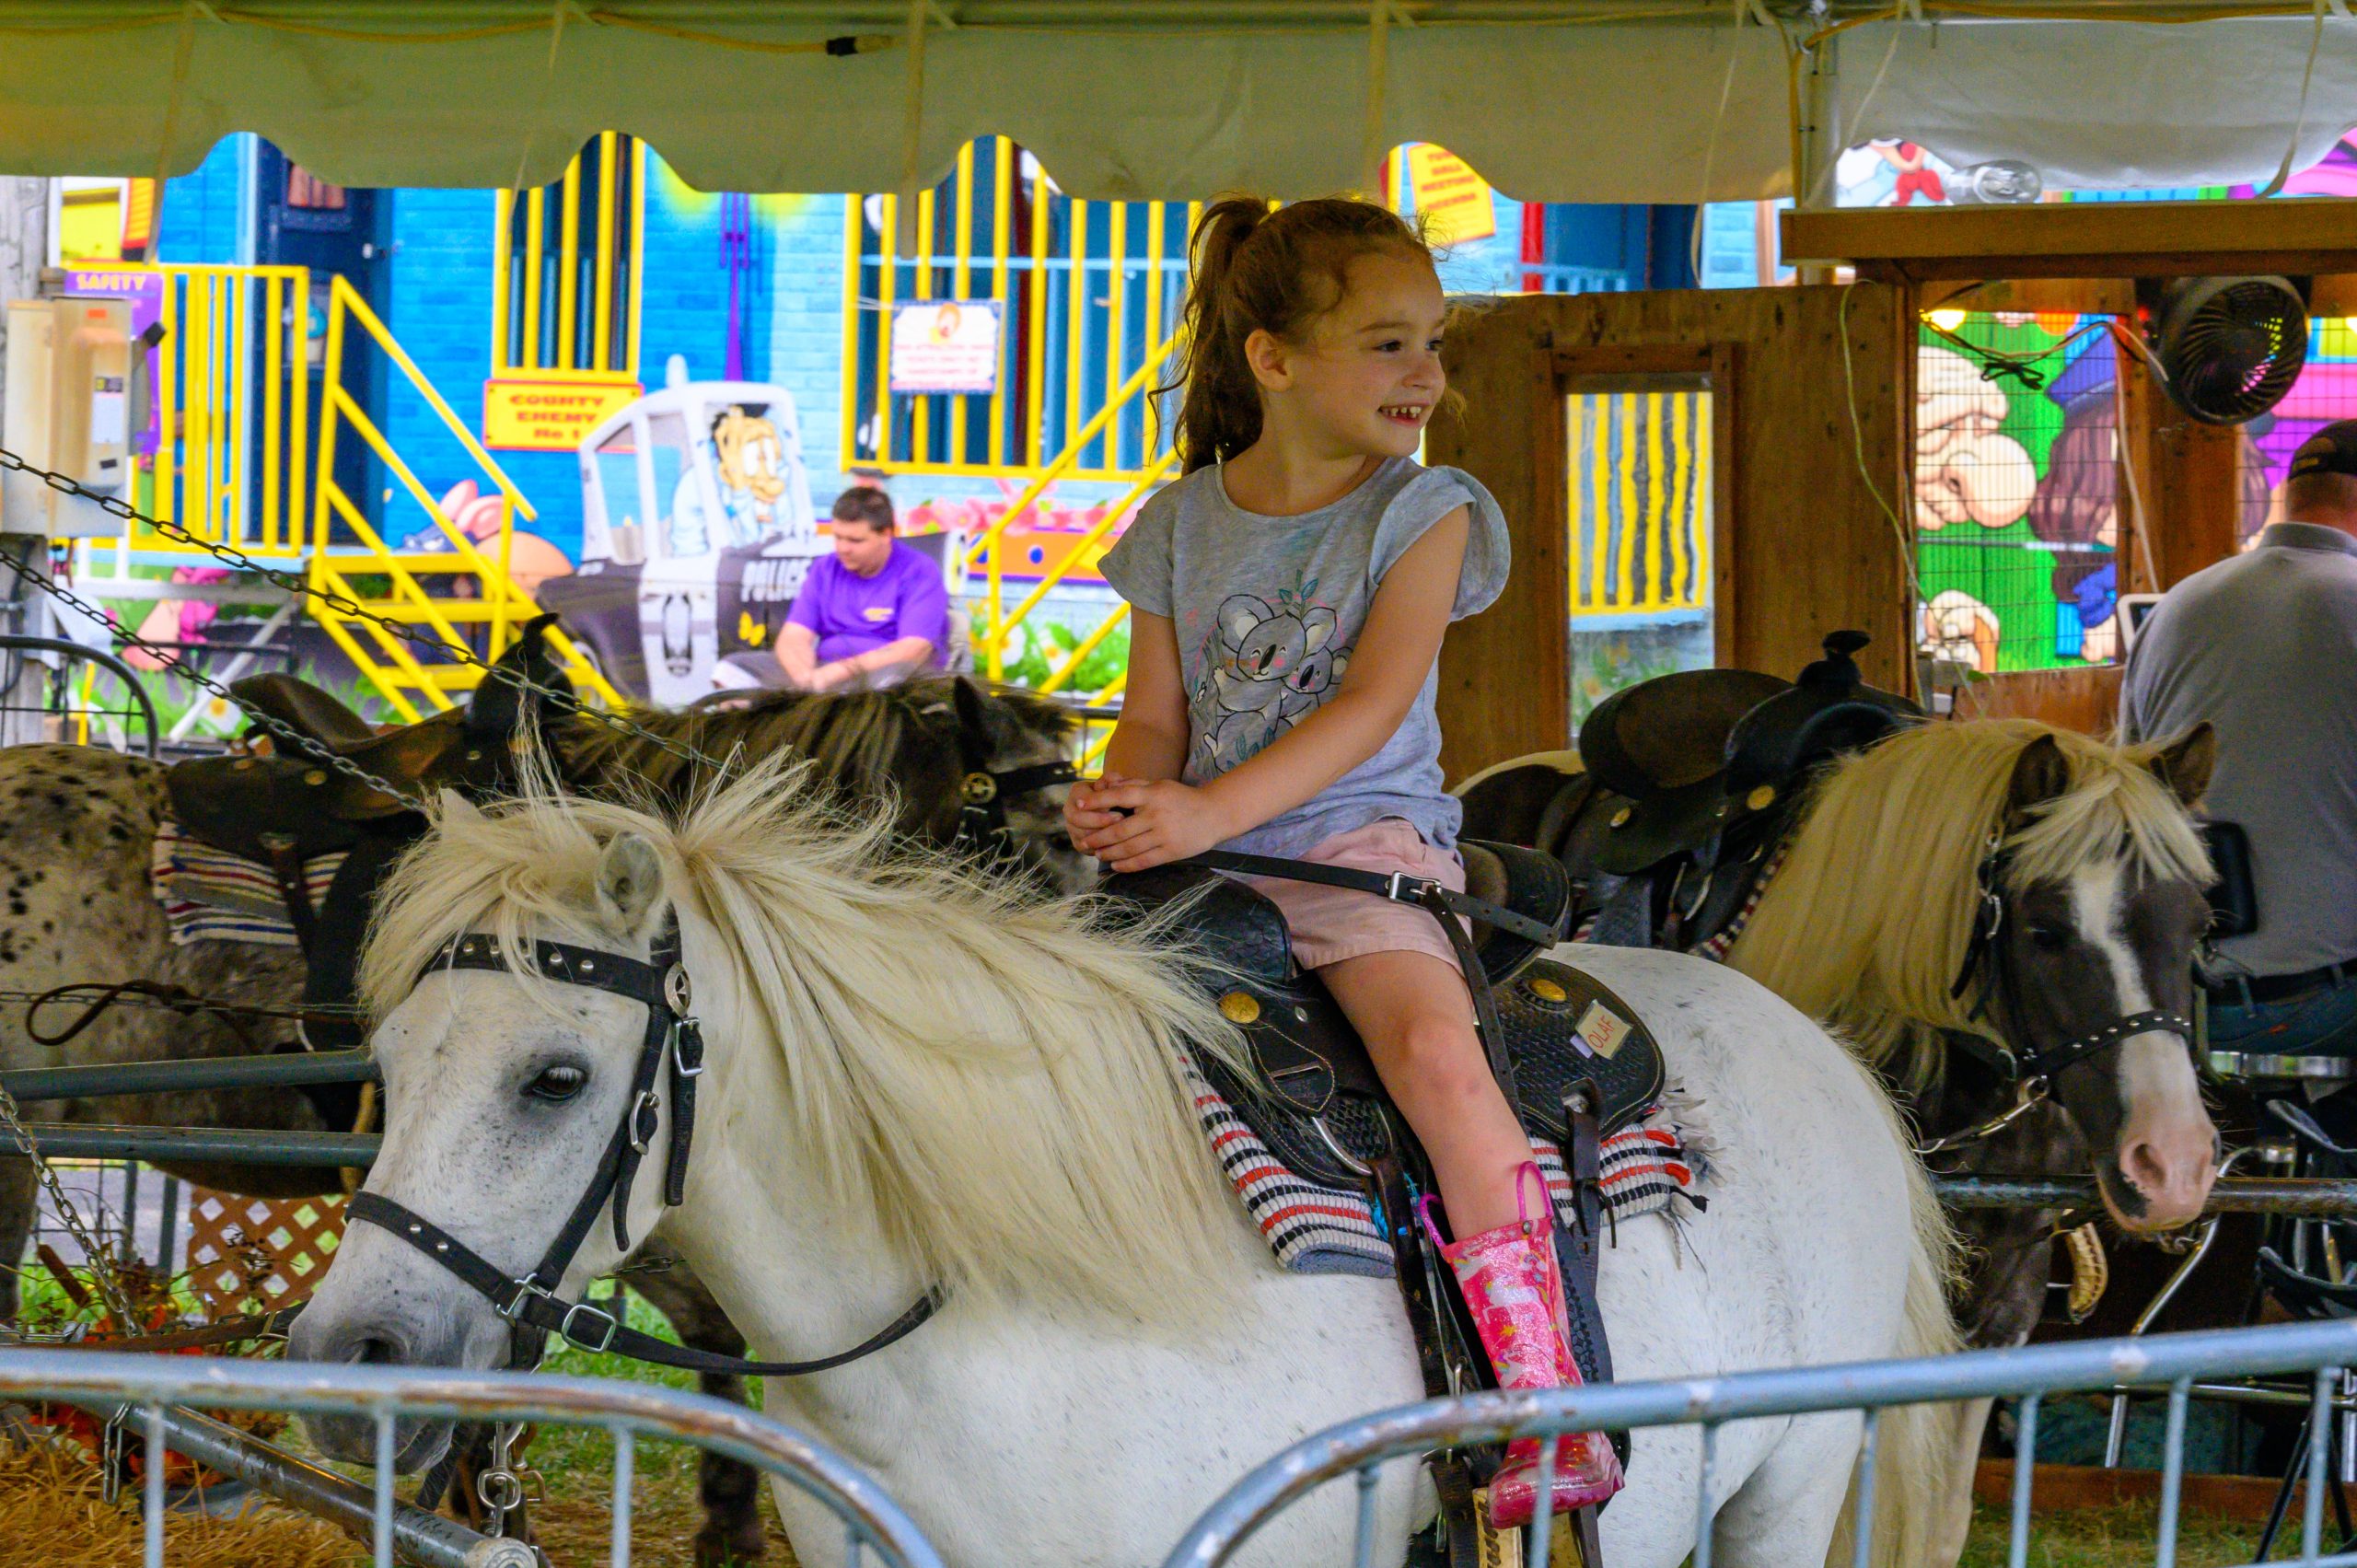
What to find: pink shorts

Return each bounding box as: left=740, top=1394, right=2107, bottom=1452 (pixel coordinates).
left=1242, top=818, right=1469, bottom=971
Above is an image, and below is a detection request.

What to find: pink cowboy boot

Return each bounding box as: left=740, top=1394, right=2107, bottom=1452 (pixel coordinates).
left=1422, top=1163, right=1622, bottom=1527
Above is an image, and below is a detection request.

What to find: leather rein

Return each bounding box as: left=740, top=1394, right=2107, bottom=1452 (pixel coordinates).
left=346, top=923, right=940, bottom=1376
left=1932, top=828, right=2193, bottom=1155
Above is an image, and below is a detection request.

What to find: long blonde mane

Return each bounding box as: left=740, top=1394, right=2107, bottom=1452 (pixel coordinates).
left=359, top=755, right=1249, bottom=1329
left=1728, top=717, right=2211, bottom=1090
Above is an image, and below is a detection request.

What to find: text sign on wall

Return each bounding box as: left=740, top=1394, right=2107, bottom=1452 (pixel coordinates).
left=889, top=300, right=1003, bottom=395
left=482, top=377, right=642, bottom=451
left=1406, top=145, right=1497, bottom=246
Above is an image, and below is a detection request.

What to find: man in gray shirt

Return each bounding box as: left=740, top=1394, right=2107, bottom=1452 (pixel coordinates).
left=2121, top=420, right=2357, bottom=1063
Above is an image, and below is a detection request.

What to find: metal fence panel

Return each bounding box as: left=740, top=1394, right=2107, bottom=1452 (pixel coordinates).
left=1164, top=1319, right=2357, bottom=1568
left=0, top=1346, right=946, bottom=1568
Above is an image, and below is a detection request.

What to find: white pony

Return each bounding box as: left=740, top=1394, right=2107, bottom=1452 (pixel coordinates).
left=290, top=760, right=1957, bottom=1568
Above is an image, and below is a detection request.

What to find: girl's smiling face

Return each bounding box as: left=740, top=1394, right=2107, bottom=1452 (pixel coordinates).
left=1248, top=248, right=1447, bottom=461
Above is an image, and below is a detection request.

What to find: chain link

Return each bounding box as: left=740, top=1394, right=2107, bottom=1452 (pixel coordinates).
left=0, top=540, right=422, bottom=805
left=0, top=1079, right=146, bottom=1336
left=0, top=445, right=724, bottom=775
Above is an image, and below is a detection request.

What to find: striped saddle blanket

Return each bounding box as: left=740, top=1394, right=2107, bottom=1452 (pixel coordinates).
left=150, top=820, right=343, bottom=947
left=1187, top=1056, right=1703, bottom=1278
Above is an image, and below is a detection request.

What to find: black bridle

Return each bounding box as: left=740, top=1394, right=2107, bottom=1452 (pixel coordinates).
left=346, top=922, right=939, bottom=1376
left=1944, top=829, right=2193, bottom=1098
left=952, top=757, right=1079, bottom=862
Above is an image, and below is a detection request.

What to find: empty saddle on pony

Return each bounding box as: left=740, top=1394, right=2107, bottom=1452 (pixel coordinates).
left=1459, top=631, right=1921, bottom=953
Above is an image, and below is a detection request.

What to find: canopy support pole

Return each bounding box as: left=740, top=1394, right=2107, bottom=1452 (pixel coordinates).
left=1795, top=32, right=1841, bottom=284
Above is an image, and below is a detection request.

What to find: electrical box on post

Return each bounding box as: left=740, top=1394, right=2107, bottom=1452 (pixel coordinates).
left=4, top=296, right=133, bottom=537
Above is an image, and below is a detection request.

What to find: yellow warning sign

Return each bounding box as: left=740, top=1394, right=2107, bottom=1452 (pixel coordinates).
left=482, top=376, right=641, bottom=452
left=1407, top=145, right=1497, bottom=246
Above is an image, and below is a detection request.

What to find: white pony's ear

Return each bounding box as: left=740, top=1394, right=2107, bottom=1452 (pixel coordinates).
left=435, top=788, right=484, bottom=826
left=594, top=832, right=667, bottom=943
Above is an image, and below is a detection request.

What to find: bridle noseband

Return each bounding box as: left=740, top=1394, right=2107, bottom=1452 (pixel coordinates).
left=954, top=759, right=1079, bottom=862
left=346, top=918, right=939, bottom=1376
left=1936, top=828, right=2194, bottom=1149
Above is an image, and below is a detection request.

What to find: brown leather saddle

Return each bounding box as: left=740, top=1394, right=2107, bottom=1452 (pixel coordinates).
left=1103, top=842, right=1665, bottom=1190
left=1461, top=633, right=1921, bottom=953
left=163, top=617, right=573, bottom=1050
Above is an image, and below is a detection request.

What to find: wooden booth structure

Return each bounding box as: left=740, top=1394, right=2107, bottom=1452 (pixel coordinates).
left=1431, top=198, right=2357, bottom=778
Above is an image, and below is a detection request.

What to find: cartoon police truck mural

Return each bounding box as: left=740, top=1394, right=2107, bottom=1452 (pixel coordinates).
left=537, top=355, right=822, bottom=704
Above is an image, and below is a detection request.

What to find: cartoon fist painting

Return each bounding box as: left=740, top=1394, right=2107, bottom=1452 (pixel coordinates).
left=1915, top=346, right=2037, bottom=532
left=1191, top=587, right=1351, bottom=772
left=1921, top=588, right=2003, bottom=675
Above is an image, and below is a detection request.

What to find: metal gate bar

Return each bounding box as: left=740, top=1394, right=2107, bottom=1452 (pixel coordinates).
left=0, top=1124, right=378, bottom=1165
left=0, top=1051, right=378, bottom=1103
left=1937, top=1173, right=2357, bottom=1220
left=0, top=1346, right=946, bottom=1568
left=1163, top=1319, right=2357, bottom=1568
left=50, top=1397, right=522, bottom=1568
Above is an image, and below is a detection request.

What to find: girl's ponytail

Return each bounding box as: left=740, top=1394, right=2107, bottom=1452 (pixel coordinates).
left=1170, top=197, right=1271, bottom=472
left=1163, top=195, right=1432, bottom=473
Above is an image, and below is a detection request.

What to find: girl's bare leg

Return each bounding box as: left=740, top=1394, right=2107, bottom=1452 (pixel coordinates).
left=1321, top=948, right=1529, bottom=1237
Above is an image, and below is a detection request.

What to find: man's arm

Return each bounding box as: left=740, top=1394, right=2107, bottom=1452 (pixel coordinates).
left=773, top=622, right=821, bottom=686
left=836, top=634, right=935, bottom=688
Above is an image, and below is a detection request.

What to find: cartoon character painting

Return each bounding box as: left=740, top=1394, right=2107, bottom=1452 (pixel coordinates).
left=2025, top=389, right=2121, bottom=665
left=1190, top=586, right=1350, bottom=775
left=1915, top=346, right=2038, bottom=535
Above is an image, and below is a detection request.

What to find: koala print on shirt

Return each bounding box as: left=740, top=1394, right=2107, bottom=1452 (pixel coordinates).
left=1190, top=584, right=1353, bottom=773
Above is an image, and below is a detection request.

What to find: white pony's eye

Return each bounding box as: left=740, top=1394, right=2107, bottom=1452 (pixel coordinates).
left=525, top=1063, right=588, bottom=1103
left=2026, top=923, right=2072, bottom=953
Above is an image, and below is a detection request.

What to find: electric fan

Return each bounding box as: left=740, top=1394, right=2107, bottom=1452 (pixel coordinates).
left=2150, top=275, right=2308, bottom=425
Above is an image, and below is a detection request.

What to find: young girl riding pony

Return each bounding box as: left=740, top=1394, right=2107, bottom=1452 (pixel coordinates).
left=1065, top=196, right=1621, bottom=1521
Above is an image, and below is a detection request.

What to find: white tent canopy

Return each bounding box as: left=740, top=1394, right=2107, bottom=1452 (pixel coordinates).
left=0, top=2, right=2350, bottom=200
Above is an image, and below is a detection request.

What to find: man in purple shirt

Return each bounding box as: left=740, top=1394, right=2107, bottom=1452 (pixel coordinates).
left=769, top=487, right=950, bottom=691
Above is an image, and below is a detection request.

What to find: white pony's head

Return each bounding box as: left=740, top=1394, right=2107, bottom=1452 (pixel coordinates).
left=289, top=754, right=1248, bottom=1470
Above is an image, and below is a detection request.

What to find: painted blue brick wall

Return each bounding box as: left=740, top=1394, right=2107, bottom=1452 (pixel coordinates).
left=156, top=134, right=250, bottom=265
left=377, top=187, right=513, bottom=544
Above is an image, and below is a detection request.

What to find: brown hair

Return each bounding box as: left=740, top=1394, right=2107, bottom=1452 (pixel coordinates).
left=830, top=484, right=897, bottom=532
left=2026, top=389, right=2119, bottom=606
left=1165, top=195, right=1434, bottom=472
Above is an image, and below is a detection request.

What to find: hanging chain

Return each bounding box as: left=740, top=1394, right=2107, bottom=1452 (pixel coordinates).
left=0, top=1079, right=145, bottom=1336
left=0, top=446, right=724, bottom=775
left=0, top=541, right=421, bottom=805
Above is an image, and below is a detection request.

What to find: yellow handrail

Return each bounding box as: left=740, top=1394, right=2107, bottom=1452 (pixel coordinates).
left=990, top=446, right=1178, bottom=660
left=1037, top=600, right=1131, bottom=697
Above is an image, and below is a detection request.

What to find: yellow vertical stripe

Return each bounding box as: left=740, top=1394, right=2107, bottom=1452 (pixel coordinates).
left=557, top=154, right=581, bottom=371
left=490, top=189, right=513, bottom=375
left=875, top=192, right=898, bottom=465
left=626, top=139, right=646, bottom=377
left=593, top=134, right=617, bottom=373
left=911, top=187, right=934, bottom=463
left=1065, top=198, right=1086, bottom=455
left=288, top=270, right=308, bottom=543
left=262, top=273, right=283, bottom=547
left=1695, top=395, right=1713, bottom=609
left=1025, top=166, right=1051, bottom=470
left=1105, top=203, right=1126, bottom=470
left=1667, top=392, right=1692, bottom=608
left=154, top=271, right=176, bottom=528
left=227, top=277, right=249, bottom=544
left=185, top=275, right=211, bottom=538
left=840, top=194, right=865, bottom=469
left=522, top=187, right=545, bottom=372
left=1643, top=392, right=1666, bottom=610
left=952, top=145, right=974, bottom=468
left=1565, top=395, right=1583, bottom=615
left=1615, top=394, right=1639, bottom=610
left=989, top=137, right=1012, bottom=469
left=1143, top=202, right=1166, bottom=456
left=1588, top=397, right=1608, bottom=610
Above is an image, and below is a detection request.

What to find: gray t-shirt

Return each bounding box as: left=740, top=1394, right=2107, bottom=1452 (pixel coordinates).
left=1099, top=457, right=1509, bottom=857
left=2119, top=522, right=2357, bottom=976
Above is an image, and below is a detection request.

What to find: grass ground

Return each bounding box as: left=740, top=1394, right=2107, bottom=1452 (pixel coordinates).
left=1960, top=1499, right=2275, bottom=1568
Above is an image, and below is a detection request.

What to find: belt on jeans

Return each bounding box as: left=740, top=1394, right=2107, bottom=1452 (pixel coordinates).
left=2205, top=960, right=2357, bottom=1007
